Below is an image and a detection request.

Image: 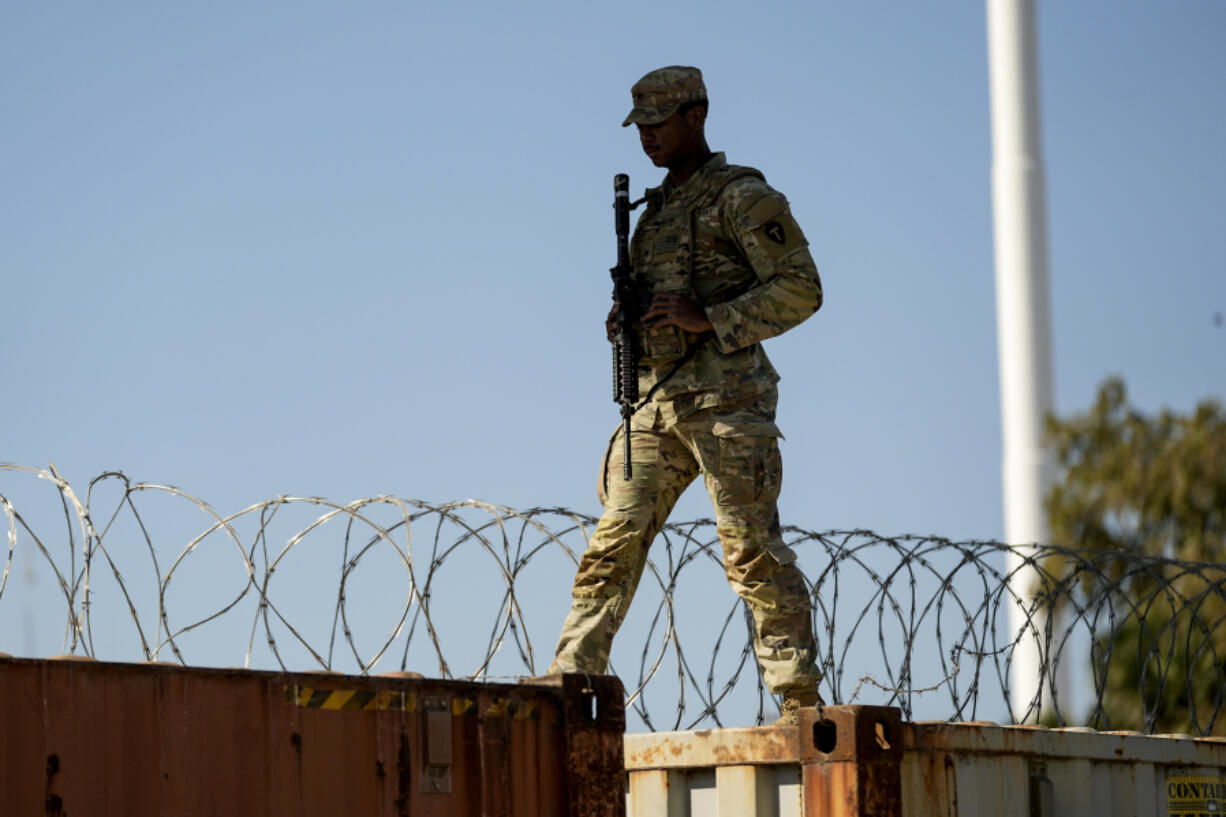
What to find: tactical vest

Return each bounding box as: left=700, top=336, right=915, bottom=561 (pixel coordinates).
left=631, top=164, right=765, bottom=366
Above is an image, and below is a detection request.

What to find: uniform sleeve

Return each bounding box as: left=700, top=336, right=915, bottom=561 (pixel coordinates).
left=703, top=179, right=823, bottom=354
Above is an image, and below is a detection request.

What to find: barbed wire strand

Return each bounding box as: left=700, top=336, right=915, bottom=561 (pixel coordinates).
left=1, top=464, right=1222, bottom=734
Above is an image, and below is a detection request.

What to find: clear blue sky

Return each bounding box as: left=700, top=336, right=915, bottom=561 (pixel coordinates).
left=2, top=2, right=1223, bottom=719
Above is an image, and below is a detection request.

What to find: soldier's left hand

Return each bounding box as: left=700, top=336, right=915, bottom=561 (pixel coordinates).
left=642, top=294, right=713, bottom=334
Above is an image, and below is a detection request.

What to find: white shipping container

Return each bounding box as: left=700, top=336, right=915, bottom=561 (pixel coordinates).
left=624, top=706, right=1226, bottom=817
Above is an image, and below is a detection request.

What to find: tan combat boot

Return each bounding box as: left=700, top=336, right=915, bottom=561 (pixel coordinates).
left=773, top=686, right=824, bottom=726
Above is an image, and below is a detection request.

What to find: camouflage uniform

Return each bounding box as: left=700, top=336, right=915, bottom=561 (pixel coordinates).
left=547, top=67, right=823, bottom=697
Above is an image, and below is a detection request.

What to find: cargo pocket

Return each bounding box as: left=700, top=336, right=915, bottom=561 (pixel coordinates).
left=708, top=420, right=783, bottom=507
left=597, top=425, right=621, bottom=506
left=599, top=423, right=663, bottom=511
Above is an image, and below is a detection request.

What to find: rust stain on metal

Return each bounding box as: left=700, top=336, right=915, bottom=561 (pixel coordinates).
left=395, top=728, right=411, bottom=817
left=624, top=725, right=798, bottom=769
left=800, top=706, right=905, bottom=817
left=903, top=720, right=1226, bottom=767
left=943, top=753, right=957, bottom=815
left=624, top=734, right=700, bottom=768
left=554, top=674, right=626, bottom=817
left=479, top=697, right=512, bottom=817
left=0, top=657, right=625, bottom=817
left=710, top=730, right=796, bottom=765
left=623, top=708, right=1226, bottom=816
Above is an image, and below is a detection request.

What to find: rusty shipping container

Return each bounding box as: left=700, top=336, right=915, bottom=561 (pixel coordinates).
left=624, top=705, right=1226, bottom=817
left=0, top=656, right=624, bottom=816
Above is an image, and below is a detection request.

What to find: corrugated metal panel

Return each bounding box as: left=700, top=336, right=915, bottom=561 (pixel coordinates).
left=624, top=708, right=1226, bottom=817
left=627, top=766, right=803, bottom=817
left=625, top=706, right=902, bottom=817
left=903, top=722, right=1226, bottom=817
left=0, top=657, right=624, bottom=817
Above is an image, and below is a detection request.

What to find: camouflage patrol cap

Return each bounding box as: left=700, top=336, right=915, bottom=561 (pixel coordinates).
left=621, top=66, right=707, bottom=127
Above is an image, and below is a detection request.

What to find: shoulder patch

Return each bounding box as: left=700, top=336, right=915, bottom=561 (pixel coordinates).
left=745, top=206, right=808, bottom=260
left=739, top=191, right=789, bottom=230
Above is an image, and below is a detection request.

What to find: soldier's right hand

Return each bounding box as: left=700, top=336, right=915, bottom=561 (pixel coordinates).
left=606, top=303, right=619, bottom=342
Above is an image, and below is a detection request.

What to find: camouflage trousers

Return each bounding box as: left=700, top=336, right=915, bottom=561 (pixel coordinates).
left=547, top=404, right=821, bottom=695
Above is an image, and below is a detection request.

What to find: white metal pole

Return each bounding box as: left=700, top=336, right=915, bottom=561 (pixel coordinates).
left=986, top=0, right=1057, bottom=722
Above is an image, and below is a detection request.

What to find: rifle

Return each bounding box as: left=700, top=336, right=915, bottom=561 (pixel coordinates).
left=610, top=173, right=642, bottom=480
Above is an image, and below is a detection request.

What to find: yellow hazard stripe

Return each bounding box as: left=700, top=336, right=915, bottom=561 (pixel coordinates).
left=282, top=686, right=539, bottom=719
left=283, top=685, right=419, bottom=712
left=320, top=689, right=356, bottom=710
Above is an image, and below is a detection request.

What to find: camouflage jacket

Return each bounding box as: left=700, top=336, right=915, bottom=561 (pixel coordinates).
left=629, top=153, right=822, bottom=424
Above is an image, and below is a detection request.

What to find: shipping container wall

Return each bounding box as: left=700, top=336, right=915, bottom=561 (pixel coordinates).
left=903, top=722, right=1226, bottom=817
left=0, top=657, right=624, bottom=817
left=624, top=706, right=1226, bottom=817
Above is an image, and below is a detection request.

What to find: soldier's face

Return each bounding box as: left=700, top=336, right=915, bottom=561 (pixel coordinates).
left=637, top=110, right=702, bottom=168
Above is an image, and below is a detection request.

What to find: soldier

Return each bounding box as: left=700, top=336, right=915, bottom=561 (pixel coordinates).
left=545, top=66, right=824, bottom=725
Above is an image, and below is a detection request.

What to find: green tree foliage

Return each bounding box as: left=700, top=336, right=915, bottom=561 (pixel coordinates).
left=1046, top=377, right=1226, bottom=735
